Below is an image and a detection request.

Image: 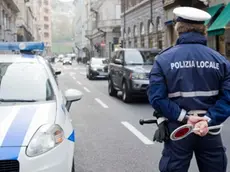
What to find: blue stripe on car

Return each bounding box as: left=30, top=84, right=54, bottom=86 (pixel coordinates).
left=68, top=130, right=75, bottom=142
left=0, top=106, right=37, bottom=160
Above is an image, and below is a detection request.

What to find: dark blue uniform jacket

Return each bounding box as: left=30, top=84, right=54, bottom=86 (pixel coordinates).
left=148, top=32, right=230, bottom=126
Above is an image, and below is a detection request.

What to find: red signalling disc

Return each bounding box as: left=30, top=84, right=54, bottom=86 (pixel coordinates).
left=174, top=127, right=190, bottom=138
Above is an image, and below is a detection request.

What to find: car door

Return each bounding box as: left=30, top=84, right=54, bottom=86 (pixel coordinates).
left=112, top=51, right=123, bottom=88
left=117, top=51, right=125, bottom=88
left=109, top=51, right=119, bottom=87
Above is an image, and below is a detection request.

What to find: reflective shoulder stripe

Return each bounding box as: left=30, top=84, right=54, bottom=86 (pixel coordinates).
left=168, top=90, right=219, bottom=98
left=178, top=109, right=187, bottom=122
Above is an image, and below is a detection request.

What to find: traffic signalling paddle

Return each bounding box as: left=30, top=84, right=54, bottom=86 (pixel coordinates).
left=170, top=124, right=223, bottom=141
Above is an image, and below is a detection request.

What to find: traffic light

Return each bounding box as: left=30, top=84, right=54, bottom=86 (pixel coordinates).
left=120, top=41, right=123, bottom=48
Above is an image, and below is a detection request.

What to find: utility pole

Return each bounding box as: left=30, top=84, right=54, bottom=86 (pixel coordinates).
left=150, top=0, right=154, bottom=25
left=123, top=0, right=126, bottom=48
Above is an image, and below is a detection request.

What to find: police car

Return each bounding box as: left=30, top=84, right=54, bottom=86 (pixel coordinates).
left=0, top=42, right=82, bottom=172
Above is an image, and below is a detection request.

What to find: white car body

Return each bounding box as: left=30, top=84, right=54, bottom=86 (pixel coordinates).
left=63, top=58, right=72, bottom=65
left=0, top=54, right=82, bottom=172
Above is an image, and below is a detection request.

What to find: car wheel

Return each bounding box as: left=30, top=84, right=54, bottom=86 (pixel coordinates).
left=108, top=78, right=117, bottom=96
left=72, top=158, right=75, bottom=172
left=88, top=72, right=93, bottom=80
left=122, top=81, right=132, bottom=103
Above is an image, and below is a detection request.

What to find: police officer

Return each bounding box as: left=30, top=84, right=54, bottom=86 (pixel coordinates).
left=147, top=7, right=230, bottom=172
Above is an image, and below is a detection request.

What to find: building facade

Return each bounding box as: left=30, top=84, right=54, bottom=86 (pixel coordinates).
left=39, top=0, right=52, bottom=54
left=88, top=0, right=121, bottom=57
left=121, top=0, right=165, bottom=50
left=0, top=0, right=19, bottom=42
left=31, top=0, right=42, bottom=41
left=76, top=0, right=121, bottom=58
left=73, top=0, right=88, bottom=57
left=163, top=0, right=230, bottom=59
left=16, top=0, right=35, bottom=41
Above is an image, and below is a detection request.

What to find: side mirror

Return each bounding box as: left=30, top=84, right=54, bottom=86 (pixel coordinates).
left=86, top=61, right=90, bottom=65
left=55, top=70, right=61, bottom=75
left=64, top=89, right=83, bottom=111
left=114, top=59, right=122, bottom=65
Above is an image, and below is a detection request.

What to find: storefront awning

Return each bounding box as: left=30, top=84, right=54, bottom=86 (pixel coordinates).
left=208, top=3, right=230, bottom=36
left=204, top=3, right=224, bottom=25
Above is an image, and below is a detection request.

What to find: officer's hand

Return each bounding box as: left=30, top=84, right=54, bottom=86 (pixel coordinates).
left=194, top=121, right=209, bottom=137
left=153, top=120, right=169, bottom=143
left=187, top=116, right=208, bottom=126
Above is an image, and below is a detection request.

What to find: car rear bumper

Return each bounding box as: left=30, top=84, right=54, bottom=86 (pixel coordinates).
left=0, top=139, right=74, bottom=172
left=90, top=69, right=108, bottom=78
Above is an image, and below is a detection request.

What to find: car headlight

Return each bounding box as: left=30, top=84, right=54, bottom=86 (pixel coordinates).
left=26, top=124, right=64, bottom=157
left=130, top=72, right=148, bottom=80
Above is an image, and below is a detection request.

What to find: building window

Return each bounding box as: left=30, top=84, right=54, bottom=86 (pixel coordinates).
left=148, top=21, right=153, bottom=48
left=44, top=16, right=49, bottom=21
left=133, top=25, right=138, bottom=48
left=44, top=24, right=49, bottom=30
left=156, top=16, right=163, bottom=49
left=128, top=27, right=131, bottom=47
left=140, top=23, right=145, bottom=48
left=44, top=8, right=49, bottom=13
left=44, top=0, right=48, bottom=5
left=131, top=0, right=137, bottom=7
left=115, top=5, right=121, bottom=19
left=44, top=32, right=49, bottom=38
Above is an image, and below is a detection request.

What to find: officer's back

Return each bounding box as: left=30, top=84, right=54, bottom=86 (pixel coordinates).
left=157, top=31, right=227, bottom=111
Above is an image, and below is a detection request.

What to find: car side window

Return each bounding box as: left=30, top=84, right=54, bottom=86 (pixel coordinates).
left=111, top=51, right=119, bottom=63
left=46, top=61, right=58, bottom=85
left=119, top=51, right=124, bottom=62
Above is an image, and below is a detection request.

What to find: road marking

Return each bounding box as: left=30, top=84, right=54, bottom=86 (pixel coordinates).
left=95, top=98, right=109, bottom=108
left=121, top=121, right=154, bottom=145
left=74, top=68, right=78, bottom=70
left=80, top=72, right=86, bottom=75
left=72, top=76, right=76, bottom=80
left=77, top=81, right=82, bottom=85
left=70, top=72, right=75, bottom=76
left=83, top=87, right=91, bottom=93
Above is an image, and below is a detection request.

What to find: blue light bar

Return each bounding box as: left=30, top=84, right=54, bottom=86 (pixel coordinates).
left=0, top=42, right=45, bottom=51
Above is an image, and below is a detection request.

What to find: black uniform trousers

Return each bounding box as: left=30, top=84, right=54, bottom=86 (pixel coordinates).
left=159, top=122, right=228, bottom=172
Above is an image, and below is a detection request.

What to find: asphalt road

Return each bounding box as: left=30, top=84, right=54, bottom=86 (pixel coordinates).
left=54, top=62, right=230, bottom=172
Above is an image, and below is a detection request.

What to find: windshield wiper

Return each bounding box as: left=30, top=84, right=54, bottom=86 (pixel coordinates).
left=0, top=99, right=37, bottom=102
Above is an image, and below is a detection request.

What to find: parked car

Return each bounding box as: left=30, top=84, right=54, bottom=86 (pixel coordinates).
left=63, top=57, right=72, bottom=65
left=86, top=57, right=109, bottom=80
left=0, top=42, right=83, bottom=172
left=108, top=48, right=161, bottom=103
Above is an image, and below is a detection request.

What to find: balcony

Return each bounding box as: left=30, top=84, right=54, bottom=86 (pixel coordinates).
left=5, top=0, right=20, bottom=12
left=97, top=19, right=121, bottom=28
left=163, top=0, right=177, bottom=8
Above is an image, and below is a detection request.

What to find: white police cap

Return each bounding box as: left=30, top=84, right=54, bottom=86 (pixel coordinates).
left=173, top=7, right=211, bottom=24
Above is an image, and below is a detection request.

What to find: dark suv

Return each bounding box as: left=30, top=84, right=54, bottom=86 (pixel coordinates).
left=108, top=48, right=160, bottom=103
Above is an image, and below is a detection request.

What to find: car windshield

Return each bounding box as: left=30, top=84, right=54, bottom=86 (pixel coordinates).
left=124, top=49, right=158, bottom=65
left=91, top=58, right=108, bottom=65
left=0, top=62, right=55, bottom=102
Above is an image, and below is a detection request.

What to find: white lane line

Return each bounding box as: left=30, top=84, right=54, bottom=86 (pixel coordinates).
left=83, top=87, right=91, bottom=93
left=72, top=76, right=76, bottom=80
left=95, top=98, right=109, bottom=108
left=80, top=72, right=86, bottom=75
left=77, top=81, right=82, bottom=85
left=121, top=121, right=154, bottom=145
